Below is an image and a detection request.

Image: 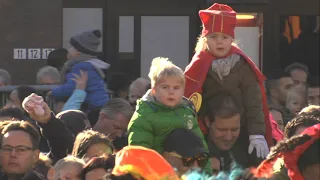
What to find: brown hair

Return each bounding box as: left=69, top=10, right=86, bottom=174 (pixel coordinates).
left=72, top=130, right=114, bottom=158
left=204, top=93, right=241, bottom=123
left=0, top=121, right=40, bottom=149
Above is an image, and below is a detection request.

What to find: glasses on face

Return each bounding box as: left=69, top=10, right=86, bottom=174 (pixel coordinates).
left=0, top=146, right=34, bottom=155
left=170, top=152, right=209, bottom=168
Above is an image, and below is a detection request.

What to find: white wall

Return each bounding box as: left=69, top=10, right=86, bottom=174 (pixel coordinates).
left=62, top=8, right=103, bottom=50
left=235, top=27, right=260, bottom=67
left=140, top=16, right=190, bottom=78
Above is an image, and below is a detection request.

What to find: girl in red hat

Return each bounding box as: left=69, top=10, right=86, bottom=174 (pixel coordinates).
left=184, top=3, right=274, bottom=165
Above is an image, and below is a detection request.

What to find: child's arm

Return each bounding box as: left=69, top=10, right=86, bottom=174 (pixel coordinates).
left=61, top=70, right=88, bottom=111
left=240, top=62, right=269, bottom=158
left=127, top=112, right=154, bottom=149
left=240, top=63, right=265, bottom=135
left=61, top=89, right=87, bottom=111
left=51, top=65, right=83, bottom=99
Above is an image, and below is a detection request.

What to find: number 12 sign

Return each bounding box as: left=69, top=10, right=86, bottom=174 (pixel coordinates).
left=28, top=49, right=41, bottom=59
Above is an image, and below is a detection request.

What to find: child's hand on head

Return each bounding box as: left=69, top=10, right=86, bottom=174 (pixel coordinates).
left=72, top=70, right=88, bottom=90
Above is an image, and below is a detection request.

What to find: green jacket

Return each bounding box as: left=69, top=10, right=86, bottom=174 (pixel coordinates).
left=127, top=91, right=211, bottom=173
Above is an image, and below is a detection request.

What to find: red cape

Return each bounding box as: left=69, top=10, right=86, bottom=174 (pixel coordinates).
left=184, top=45, right=273, bottom=147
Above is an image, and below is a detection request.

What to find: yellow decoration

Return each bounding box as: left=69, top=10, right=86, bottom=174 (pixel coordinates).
left=189, top=92, right=202, bottom=112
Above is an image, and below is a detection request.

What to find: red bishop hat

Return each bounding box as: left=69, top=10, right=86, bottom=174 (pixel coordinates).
left=199, top=3, right=237, bottom=38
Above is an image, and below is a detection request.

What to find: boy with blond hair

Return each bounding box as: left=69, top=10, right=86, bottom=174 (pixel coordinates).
left=47, top=156, right=84, bottom=180
left=128, top=57, right=210, bottom=172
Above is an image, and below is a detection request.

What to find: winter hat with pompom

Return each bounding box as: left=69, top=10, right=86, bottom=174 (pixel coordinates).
left=70, top=29, right=102, bottom=55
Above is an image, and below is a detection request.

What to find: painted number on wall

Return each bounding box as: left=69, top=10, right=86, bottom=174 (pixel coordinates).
left=42, top=48, right=55, bottom=59
left=28, top=49, right=41, bottom=59
left=13, top=49, right=27, bottom=59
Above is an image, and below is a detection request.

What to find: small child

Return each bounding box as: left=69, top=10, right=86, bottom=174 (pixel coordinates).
left=128, top=57, right=210, bottom=171
left=47, top=156, right=84, bottom=180
left=50, top=29, right=109, bottom=111
left=128, top=77, right=149, bottom=110
left=184, top=3, right=272, bottom=159
left=286, top=87, right=305, bottom=115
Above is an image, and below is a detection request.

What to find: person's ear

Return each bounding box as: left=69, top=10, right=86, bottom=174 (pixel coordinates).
left=151, top=87, right=156, bottom=95
left=32, top=150, right=40, bottom=164
left=270, top=89, right=278, bottom=98
left=47, top=168, right=55, bottom=180
left=204, top=116, right=212, bottom=128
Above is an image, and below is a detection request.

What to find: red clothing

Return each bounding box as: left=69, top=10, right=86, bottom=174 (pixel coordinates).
left=184, top=45, right=273, bottom=147
left=269, top=113, right=284, bottom=142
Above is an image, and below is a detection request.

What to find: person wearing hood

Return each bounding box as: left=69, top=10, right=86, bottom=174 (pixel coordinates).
left=49, top=29, right=110, bottom=111
left=127, top=57, right=211, bottom=173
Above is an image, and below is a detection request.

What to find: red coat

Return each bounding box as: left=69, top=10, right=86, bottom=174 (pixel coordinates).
left=184, top=45, right=273, bottom=147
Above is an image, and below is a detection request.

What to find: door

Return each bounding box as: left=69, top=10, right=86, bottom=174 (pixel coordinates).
left=105, top=0, right=200, bottom=79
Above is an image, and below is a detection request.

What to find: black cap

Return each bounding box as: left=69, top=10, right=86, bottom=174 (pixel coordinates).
left=163, top=128, right=206, bottom=158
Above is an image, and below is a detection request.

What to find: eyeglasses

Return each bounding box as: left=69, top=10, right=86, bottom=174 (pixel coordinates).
left=169, top=152, right=209, bottom=168
left=0, top=146, right=35, bottom=155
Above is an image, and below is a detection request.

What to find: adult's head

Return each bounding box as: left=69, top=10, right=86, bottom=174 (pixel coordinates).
left=266, top=70, right=294, bottom=107
left=107, top=72, right=131, bottom=99
left=111, top=146, right=179, bottom=180
left=284, top=62, right=309, bottom=87
left=36, top=66, right=61, bottom=85
left=163, top=128, right=209, bottom=175
left=46, top=48, right=68, bottom=71
left=0, top=69, right=11, bottom=87
left=307, top=76, right=320, bottom=106
left=72, top=130, right=113, bottom=161
left=9, top=86, right=36, bottom=108
left=284, top=105, right=320, bottom=138
left=0, top=121, right=40, bottom=178
left=0, top=105, right=27, bottom=121
left=56, top=110, right=91, bottom=137
left=93, top=98, right=133, bottom=140
left=204, top=93, right=241, bottom=151
left=82, top=155, right=115, bottom=180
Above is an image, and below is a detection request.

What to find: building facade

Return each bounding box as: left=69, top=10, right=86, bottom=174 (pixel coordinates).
left=0, top=0, right=319, bottom=84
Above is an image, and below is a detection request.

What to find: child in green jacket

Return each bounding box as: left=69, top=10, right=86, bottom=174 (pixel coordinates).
left=128, top=57, right=211, bottom=173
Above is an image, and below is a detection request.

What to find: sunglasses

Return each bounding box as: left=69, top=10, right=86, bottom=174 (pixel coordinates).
left=170, top=152, right=209, bottom=168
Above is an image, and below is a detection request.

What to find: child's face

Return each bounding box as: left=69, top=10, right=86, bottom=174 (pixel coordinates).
left=67, top=47, right=80, bottom=59
left=49, top=164, right=82, bottom=180
left=129, top=87, right=145, bottom=104
left=152, top=76, right=184, bottom=108
left=286, top=95, right=304, bottom=114
left=205, top=32, right=233, bottom=57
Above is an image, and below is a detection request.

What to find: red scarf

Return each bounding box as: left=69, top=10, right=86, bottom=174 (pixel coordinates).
left=184, top=45, right=273, bottom=147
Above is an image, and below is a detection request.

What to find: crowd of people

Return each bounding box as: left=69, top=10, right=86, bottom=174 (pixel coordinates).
left=0, top=3, right=319, bottom=180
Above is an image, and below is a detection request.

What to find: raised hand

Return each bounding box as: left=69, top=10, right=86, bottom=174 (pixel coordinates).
left=22, top=93, right=51, bottom=124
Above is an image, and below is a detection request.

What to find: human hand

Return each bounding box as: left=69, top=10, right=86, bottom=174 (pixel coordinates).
left=72, top=70, right=88, bottom=90
left=248, top=135, right=269, bottom=159
left=22, top=93, right=51, bottom=124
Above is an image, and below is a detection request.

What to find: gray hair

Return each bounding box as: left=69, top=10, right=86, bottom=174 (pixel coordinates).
left=36, top=66, right=61, bottom=84
left=100, top=98, right=133, bottom=120
left=0, top=69, right=11, bottom=85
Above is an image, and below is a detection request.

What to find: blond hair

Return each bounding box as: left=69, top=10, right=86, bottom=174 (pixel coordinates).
left=148, top=57, right=185, bottom=87
left=53, top=156, right=84, bottom=171
left=194, top=34, right=238, bottom=53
